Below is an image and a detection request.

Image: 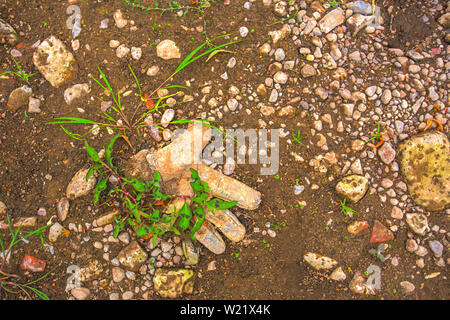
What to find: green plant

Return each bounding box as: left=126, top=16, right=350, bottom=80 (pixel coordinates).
left=327, top=1, right=343, bottom=8
left=122, top=0, right=212, bottom=16
left=0, top=215, right=51, bottom=300
left=292, top=130, right=305, bottom=145
left=340, top=198, right=357, bottom=217
left=48, top=35, right=239, bottom=139
left=83, top=135, right=236, bottom=245
left=365, top=122, right=382, bottom=144
left=267, top=10, right=299, bottom=26
left=0, top=269, right=51, bottom=300
left=0, top=56, right=36, bottom=83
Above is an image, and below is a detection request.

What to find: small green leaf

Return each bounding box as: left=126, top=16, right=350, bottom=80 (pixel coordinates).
left=190, top=206, right=205, bottom=236
left=86, top=164, right=102, bottom=181
left=105, top=134, right=120, bottom=166
left=178, top=203, right=192, bottom=231
left=85, top=140, right=100, bottom=162
left=93, top=176, right=108, bottom=204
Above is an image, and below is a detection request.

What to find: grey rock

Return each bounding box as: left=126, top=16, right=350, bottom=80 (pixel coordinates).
left=429, top=240, right=443, bottom=258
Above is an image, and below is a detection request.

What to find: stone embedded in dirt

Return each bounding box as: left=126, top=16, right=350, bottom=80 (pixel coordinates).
left=406, top=239, right=418, bottom=253
left=20, top=254, right=46, bottom=272
left=0, top=201, right=6, bottom=215
left=259, top=43, right=271, bottom=54
left=381, top=89, right=392, bottom=105
left=57, top=197, right=70, bottom=222
left=274, top=1, right=287, bottom=16
left=28, top=97, right=42, bottom=113
left=335, top=175, right=369, bottom=203
left=71, top=287, right=90, bottom=300
left=301, top=64, right=316, bottom=77
left=347, top=220, right=369, bottom=235
left=117, top=240, right=148, bottom=271
left=377, top=142, right=396, bottom=165
left=259, top=103, right=275, bottom=116
left=303, top=252, right=338, bottom=271
left=66, top=168, right=97, bottom=200
left=268, top=24, right=291, bottom=44
left=205, top=209, right=245, bottom=243
left=400, top=281, right=415, bottom=294
left=95, top=210, right=119, bottom=227
left=113, top=9, right=128, bottom=29
left=405, top=213, right=430, bottom=236
left=116, top=44, right=130, bottom=58
left=428, top=240, right=443, bottom=258
left=33, top=36, right=75, bottom=88
left=391, top=206, right=403, bottom=220
left=131, top=46, right=142, bottom=60
left=438, top=12, right=450, bottom=28
left=153, top=268, right=195, bottom=298
left=146, top=65, right=159, bottom=76
left=156, top=39, right=181, bottom=60
left=319, top=8, right=345, bottom=34
left=182, top=240, right=199, bottom=265
left=330, top=266, right=347, bottom=281
left=369, top=220, right=394, bottom=243
left=13, top=217, right=37, bottom=228
left=48, top=222, right=67, bottom=242
left=161, top=108, right=175, bottom=128
left=112, top=267, right=125, bottom=283
left=346, top=0, right=373, bottom=15
left=278, top=105, right=295, bottom=117
left=64, top=83, right=90, bottom=105
left=415, top=246, right=428, bottom=257
left=0, top=18, right=18, bottom=45
left=194, top=220, right=226, bottom=255
left=398, top=131, right=449, bottom=211
left=7, top=86, right=33, bottom=111
left=79, top=259, right=103, bottom=282
left=273, top=71, right=288, bottom=84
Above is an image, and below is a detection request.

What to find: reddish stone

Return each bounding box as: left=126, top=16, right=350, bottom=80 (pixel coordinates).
left=20, top=254, right=46, bottom=272
left=369, top=220, right=394, bottom=243
left=430, top=48, right=441, bottom=56
left=347, top=220, right=369, bottom=235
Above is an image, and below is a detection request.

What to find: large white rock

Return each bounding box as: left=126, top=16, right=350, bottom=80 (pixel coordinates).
left=319, top=8, right=345, bottom=34
left=33, top=36, right=75, bottom=88
left=156, top=40, right=181, bottom=60
left=303, top=252, right=338, bottom=271
left=66, top=168, right=97, bottom=199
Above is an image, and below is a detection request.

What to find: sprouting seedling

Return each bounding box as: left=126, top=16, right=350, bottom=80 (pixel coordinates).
left=267, top=10, right=299, bottom=26
left=292, top=130, right=305, bottom=145
left=0, top=56, right=36, bottom=83
left=365, top=122, right=382, bottom=144
left=328, top=1, right=343, bottom=8
left=340, top=198, right=357, bottom=217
